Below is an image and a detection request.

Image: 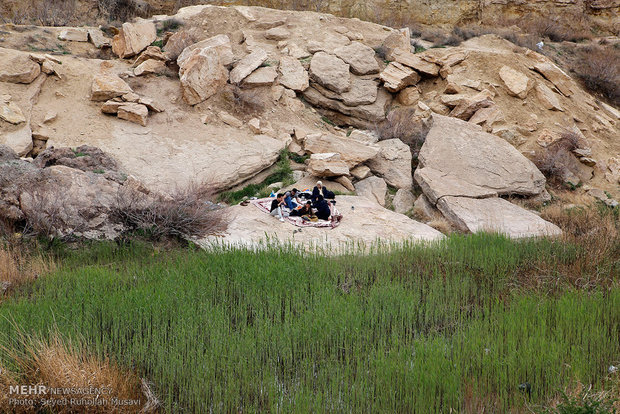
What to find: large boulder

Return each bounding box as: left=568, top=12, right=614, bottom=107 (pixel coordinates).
left=200, top=195, right=444, bottom=250
left=229, top=48, right=268, bottom=85
left=303, top=133, right=379, bottom=168
left=367, top=139, right=413, bottom=189
left=437, top=196, right=562, bottom=238
left=278, top=56, right=309, bottom=91
left=309, top=52, right=351, bottom=94
left=307, top=153, right=349, bottom=177
left=112, top=21, right=157, bottom=58
left=415, top=114, right=546, bottom=203
left=333, top=41, right=380, bottom=75
left=19, top=165, right=123, bottom=239
left=90, top=73, right=133, bottom=101
left=179, top=47, right=229, bottom=105
left=0, top=48, right=41, bottom=84
left=355, top=176, right=387, bottom=206
left=0, top=145, right=145, bottom=239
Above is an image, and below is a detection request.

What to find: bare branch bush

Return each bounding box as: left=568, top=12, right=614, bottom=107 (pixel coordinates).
left=112, top=182, right=227, bottom=242
left=376, top=107, right=430, bottom=162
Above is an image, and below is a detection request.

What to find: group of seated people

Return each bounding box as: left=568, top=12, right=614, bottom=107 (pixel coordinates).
left=270, top=181, right=335, bottom=222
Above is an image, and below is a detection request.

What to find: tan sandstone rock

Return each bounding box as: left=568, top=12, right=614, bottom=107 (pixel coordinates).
left=380, top=62, right=420, bottom=93
left=303, top=133, right=379, bottom=168
left=230, top=48, right=268, bottom=84
left=0, top=48, right=41, bottom=84
left=355, top=176, right=387, bottom=206
left=0, top=101, right=26, bottom=124
left=117, top=103, right=148, bottom=127
left=398, top=87, right=421, bottom=106
left=58, top=28, right=88, bottom=42
left=499, top=65, right=532, bottom=99
left=392, top=188, right=416, bottom=214
left=381, top=31, right=410, bottom=61
left=535, top=82, right=563, bottom=111
left=243, top=66, right=278, bottom=87
left=177, top=34, right=234, bottom=69
left=134, top=59, right=167, bottom=76
left=334, top=41, right=380, bottom=75
left=532, top=61, right=574, bottom=97
left=132, top=46, right=167, bottom=67
left=278, top=56, right=309, bottom=91
left=307, top=153, right=350, bottom=177
left=179, top=47, right=228, bottom=105
left=437, top=196, right=561, bottom=238
left=112, top=21, right=157, bottom=58
left=2, top=125, right=33, bottom=157
left=309, top=52, right=351, bottom=94
left=415, top=114, right=546, bottom=203
left=367, top=139, right=413, bottom=189
left=90, top=73, right=133, bottom=101
left=392, top=50, right=440, bottom=76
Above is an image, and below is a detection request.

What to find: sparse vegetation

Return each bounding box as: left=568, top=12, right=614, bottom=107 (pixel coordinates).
left=572, top=44, right=620, bottom=106
left=376, top=107, right=429, bottom=163
left=218, top=149, right=294, bottom=205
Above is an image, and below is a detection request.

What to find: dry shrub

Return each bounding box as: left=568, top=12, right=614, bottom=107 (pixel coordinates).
left=516, top=14, right=591, bottom=43
left=97, top=0, right=151, bottom=23
left=543, top=378, right=619, bottom=413
left=427, top=217, right=455, bottom=235
left=0, top=243, right=56, bottom=296
left=527, top=201, right=620, bottom=290
left=531, top=130, right=581, bottom=186
left=0, top=329, right=158, bottom=413
left=376, top=107, right=429, bottom=162
left=573, top=44, right=620, bottom=106
left=112, top=182, right=227, bottom=242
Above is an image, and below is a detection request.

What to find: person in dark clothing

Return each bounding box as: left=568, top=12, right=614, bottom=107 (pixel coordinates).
left=311, top=181, right=336, bottom=203
left=290, top=201, right=312, bottom=217
left=311, top=181, right=323, bottom=203
left=313, top=195, right=332, bottom=221
left=270, top=193, right=287, bottom=221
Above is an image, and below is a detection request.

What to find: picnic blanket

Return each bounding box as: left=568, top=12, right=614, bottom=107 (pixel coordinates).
left=250, top=198, right=342, bottom=229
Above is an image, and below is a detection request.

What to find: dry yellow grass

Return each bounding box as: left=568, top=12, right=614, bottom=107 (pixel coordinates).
left=0, top=328, right=159, bottom=413
left=0, top=243, right=56, bottom=296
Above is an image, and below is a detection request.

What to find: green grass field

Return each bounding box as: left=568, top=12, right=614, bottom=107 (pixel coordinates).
left=1, top=232, right=618, bottom=412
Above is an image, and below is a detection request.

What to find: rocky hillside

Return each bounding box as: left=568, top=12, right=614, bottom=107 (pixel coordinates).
left=1, top=5, right=618, bottom=247
left=2, top=0, right=619, bottom=35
